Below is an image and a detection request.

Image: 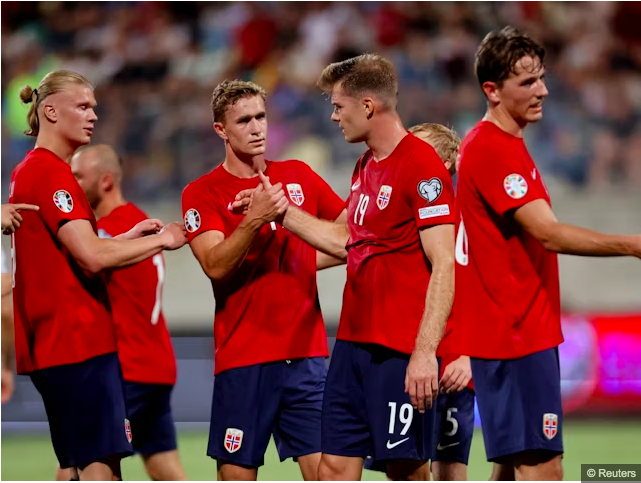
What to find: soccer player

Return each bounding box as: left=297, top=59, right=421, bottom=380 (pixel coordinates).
left=2, top=203, right=39, bottom=235
left=1, top=248, right=13, bottom=404
left=9, top=70, right=187, bottom=481
left=454, top=27, right=641, bottom=481
left=181, top=80, right=345, bottom=481
left=53, top=145, right=186, bottom=480
left=236, top=55, right=456, bottom=481
left=356, top=123, right=473, bottom=481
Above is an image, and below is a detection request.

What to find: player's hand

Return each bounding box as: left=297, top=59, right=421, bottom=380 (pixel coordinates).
left=245, top=171, right=288, bottom=226
left=122, top=219, right=165, bottom=240
left=230, top=188, right=255, bottom=215
left=1, top=364, right=14, bottom=404
left=159, top=222, right=188, bottom=250
left=439, top=355, right=472, bottom=394
left=2, top=203, right=39, bottom=235
left=405, top=349, right=439, bottom=413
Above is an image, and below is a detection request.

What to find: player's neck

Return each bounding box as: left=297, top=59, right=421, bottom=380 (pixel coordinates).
left=483, top=107, right=526, bottom=138
left=34, top=131, right=81, bottom=164
left=94, top=192, right=127, bottom=220
left=365, top=114, right=408, bottom=162
left=223, top=149, right=266, bottom=179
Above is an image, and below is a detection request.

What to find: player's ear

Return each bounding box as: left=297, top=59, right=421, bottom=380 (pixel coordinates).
left=362, top=97, right=374, bottom=119
left=482, top=81, right=501, bottom=104
left=42, top=103, right=57, bottom=123
left=101, top=172, right=114, bottom=192
left=213, top=122, right=228, bottom=141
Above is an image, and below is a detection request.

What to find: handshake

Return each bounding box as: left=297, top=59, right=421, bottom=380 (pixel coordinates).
left=229, top=171, right=290, bottom=228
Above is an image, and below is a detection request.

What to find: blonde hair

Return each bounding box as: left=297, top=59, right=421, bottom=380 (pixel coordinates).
left=409, top=123, right=461, bottom=174
left=210, top=80, right=267, bottom=123
left=19, top=70, right=92, bottom=137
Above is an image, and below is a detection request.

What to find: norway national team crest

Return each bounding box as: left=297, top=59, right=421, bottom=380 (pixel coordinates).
left=377, top=185, right=392, bottom=210
left=124, top=418, right=132, bottom=443
left=184, top=208, right=201, bottom=233
left=53, top=190, right=73, bottom=213
left=543, top=413, right=558, bottom=440
left=504, top=173, right=528, bottom=199
left=286, top=183, right=305, bottom=206
left=224, top=428, right=243, bottom=453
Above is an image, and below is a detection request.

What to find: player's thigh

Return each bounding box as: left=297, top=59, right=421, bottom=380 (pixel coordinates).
left=431, top=461, right=467, bottom=481
left=470, top=347, right=563, bottom=463
left=30, top=352, right=133, bottom=470
left=432, top=389, right=475, bottom=466
left=142, top=450, right=187, bottom=481
left=274, top=357, right=325, bottom=462
left=321, top=341, right=372, bottom=459
left=513, top=451, right=563, bottom=480
left=208, top=362, right=283, bottom=468
left=124, top=382, right=178, bottom=456
left=364, top=345, right=436, bottom=464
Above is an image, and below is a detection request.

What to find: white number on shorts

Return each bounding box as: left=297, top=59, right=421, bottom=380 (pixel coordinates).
left=388, top=402, right=413, bottom=436
left=151, top=254, right=166, bottom=325
left=354, top=194, right=369, bottom=226
left=455, top=218, right=469, bottom=266
left=445, top=407, right=459, bottom=436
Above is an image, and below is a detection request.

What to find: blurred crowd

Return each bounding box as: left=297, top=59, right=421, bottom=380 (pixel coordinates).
left=2, top=1, right=641, bottom=202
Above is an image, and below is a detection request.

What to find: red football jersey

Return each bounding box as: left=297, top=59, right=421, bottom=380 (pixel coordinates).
left=338, top=133, right=456, bottom=354
left=182, top=160, right=344, bottom=375
left=98, top=203, right=177, bottom=385
left=9, top=148, right=117, bottom=374
left=453, top=121, right=563, bottom=359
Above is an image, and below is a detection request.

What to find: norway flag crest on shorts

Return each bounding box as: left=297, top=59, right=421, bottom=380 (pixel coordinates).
left=543, top=413, right=558, bottom=440
left=124, top=418, right=132, bottom=443
left=286, top=184, right=305, bottom=206
left=377, top=185, right=392, bottom=210
left=224, top=428, right=243, bottom=453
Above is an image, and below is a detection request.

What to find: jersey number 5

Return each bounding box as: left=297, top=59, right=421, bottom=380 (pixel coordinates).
left=354, top=194, right=369, bottom=226
left=151, top=254, right=166, bottom=325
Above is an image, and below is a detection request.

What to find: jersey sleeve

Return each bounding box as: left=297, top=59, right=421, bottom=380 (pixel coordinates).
left=36, top=164, right=92, bottom=235
left=471, top=144, right=546, bottom=216
left=402, top=147, right=456, bottom=229
left=301, top=163, right=345, bottom=221
left=181, top=181, right=226, bottom=243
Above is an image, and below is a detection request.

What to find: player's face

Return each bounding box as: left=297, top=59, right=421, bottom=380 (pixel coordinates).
left=216, top=96, right=267, bottom=157
left=497, top=56, right=548, bottom=125
left=46, top=84, right=98, bottom=147
left=71, top=153, right=102, bottom=208
left=330, top=85, right=370, bottom=143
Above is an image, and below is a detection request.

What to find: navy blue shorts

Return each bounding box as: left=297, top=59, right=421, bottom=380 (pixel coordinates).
left=207, top=357, right=326, bottom=467
left=471, top=347, right=564, bottom=462
left=30, top=352, right=133, bottom=469
left=364, top=387, right=475, bottom=473
left=322, top=341, right=436, bottom=462
left=123, top=382, right=177, bottom=455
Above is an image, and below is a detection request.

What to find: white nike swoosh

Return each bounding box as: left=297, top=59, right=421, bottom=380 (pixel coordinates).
left=532, top=169, right=537, bottom=180
left=351, top=181, right=361, bottom=191
left=436, top=441, right=460, bottom=450
left=386, top=438, right=410, bottom=449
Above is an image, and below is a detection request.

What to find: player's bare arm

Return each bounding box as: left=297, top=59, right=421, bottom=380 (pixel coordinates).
left=1, top=271, right=14, bottom=404
left=316, top=209, right=348, bottom=270
left=2, top=203, right=39, bottom=235
left=514, top=199, right=641, bottom=258
left=57, top=219, right=187, bottom=273
left=406, top=224, right=455, bottom=413
left=439, top=355, right=472, bottom=394
left=190, top=179, right=288, bottom=282
left=114, top=219, right=165, bottom=240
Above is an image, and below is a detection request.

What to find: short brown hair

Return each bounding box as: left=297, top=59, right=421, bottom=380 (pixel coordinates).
left=317, top=54, right=398, bottom=107
left=409, top=123, right=460, bottom=174
left=19, top=70, right=92, bottom=137
left=210, top=80, right=267, bottom=123
left=475, top=26, right=545, bottom=90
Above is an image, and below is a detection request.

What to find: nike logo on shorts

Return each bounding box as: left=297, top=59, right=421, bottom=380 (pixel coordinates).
left=386, top=437, right=409, bottom=449
left=436, top=441, right=460, bottom=450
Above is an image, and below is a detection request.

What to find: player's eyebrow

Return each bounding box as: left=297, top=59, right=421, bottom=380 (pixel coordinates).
left=236, top=111, right=266, bottom=123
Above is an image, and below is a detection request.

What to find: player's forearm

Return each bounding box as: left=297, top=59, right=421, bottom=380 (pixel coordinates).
left=414, top=260, right=454, bottom=355
left=89, top=235, right=166, bottom=272
left=317, top=251, right=347, bottom=270
left=282, top=206, right=348, bottom=259
left=202, top=218, right=262, bottom=282
left=538, top=223, right=640, bottom=257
